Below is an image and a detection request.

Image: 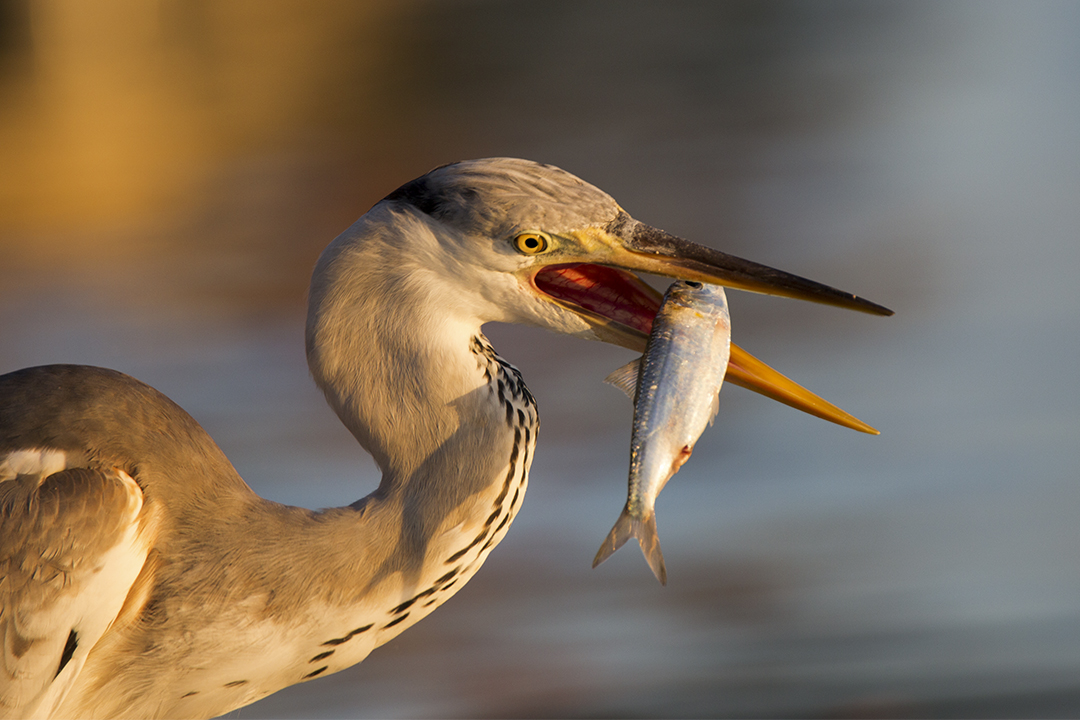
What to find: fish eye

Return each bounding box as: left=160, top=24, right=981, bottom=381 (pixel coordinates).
left=514, top=232, right=550, bottom=255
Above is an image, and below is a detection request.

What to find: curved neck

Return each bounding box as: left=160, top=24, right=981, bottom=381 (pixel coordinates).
left=303, top=207, right=540, bottom=566
left=307, top=209, right=492, bottom=476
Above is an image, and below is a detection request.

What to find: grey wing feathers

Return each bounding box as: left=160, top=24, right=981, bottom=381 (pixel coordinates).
left=1, top=463, right=147, bottom=719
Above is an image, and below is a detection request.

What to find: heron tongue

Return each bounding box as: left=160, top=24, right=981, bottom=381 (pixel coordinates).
left=533, top=263, right=660, bottom=335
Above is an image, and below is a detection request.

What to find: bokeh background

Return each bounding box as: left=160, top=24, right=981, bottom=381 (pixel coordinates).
left=2, top=1, right=1078, bottom=717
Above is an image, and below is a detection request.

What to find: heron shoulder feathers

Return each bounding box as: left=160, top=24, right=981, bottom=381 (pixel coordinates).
left=0, top=456, right=151, bottom=719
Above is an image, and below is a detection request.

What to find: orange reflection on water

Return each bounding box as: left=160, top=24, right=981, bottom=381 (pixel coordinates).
left=0, top=0, right=405, bottom=236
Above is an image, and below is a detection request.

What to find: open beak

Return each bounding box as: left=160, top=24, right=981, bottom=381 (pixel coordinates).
left=531, top=215, right=890, bottom=434
left=607, top=214, right=893, bottom=316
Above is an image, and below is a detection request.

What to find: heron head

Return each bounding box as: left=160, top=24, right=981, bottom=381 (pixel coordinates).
left=382, top=158, right=889, bottom=346
left=371, top=158, right=890, bottom=432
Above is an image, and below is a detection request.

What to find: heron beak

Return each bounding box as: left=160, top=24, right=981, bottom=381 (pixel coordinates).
left=530, top=216, right=888, bottom=434
left=605, top=214, right=894, bottom=316
left=727, top=344, right=878, bottom=434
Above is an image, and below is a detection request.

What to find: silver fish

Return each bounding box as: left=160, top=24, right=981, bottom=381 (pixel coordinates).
left=593, top=280, right=732, bottom=584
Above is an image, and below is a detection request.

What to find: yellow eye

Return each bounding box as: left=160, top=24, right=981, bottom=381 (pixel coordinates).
left=514, top=232, right=550, bottom=255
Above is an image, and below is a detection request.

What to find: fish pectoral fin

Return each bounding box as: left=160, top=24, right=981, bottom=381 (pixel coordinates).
left=708, top=391, right=720, bottom=427
left=592, top=505, right=668, bottom=586
left=603, top=357, right=642, bottom=401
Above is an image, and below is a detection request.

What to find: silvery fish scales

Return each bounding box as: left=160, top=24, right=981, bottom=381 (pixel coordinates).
left=594, top=281, right=731, bottom=584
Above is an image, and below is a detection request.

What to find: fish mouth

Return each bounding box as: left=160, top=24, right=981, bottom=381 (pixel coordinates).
left=532, top=262, right=879, bottom=435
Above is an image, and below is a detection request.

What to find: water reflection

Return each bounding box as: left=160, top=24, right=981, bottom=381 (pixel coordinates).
left=2, top=1, right=1079, bottom=717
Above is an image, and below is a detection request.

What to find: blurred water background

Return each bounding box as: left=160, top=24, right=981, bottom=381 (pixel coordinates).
left=2, top=1, right=1078, bottom=717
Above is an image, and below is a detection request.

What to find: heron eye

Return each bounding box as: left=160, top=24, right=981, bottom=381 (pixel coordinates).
left=514, top=232, right=550, bottom=255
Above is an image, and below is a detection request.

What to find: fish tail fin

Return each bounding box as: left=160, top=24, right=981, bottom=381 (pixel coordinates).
left=592, top=506, right=668, bottom=586
left=593, top=505, right=634, bottom=569
left=636, top=511, right=667, bottom=586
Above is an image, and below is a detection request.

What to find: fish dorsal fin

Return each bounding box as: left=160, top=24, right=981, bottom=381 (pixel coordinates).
left=604, top=357, right=642, bottom=400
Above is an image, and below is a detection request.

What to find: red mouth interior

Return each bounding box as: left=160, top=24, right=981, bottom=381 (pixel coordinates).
left=533, top=263, right=661, bottom=335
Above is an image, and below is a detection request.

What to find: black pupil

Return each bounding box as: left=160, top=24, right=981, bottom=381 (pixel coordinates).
left=685, top=280, right=702, bottom=288
left=525, top=237, right=539, bottom=248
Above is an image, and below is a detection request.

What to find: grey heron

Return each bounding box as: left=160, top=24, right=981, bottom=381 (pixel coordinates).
left=0, top=158, right=891, bottom=719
